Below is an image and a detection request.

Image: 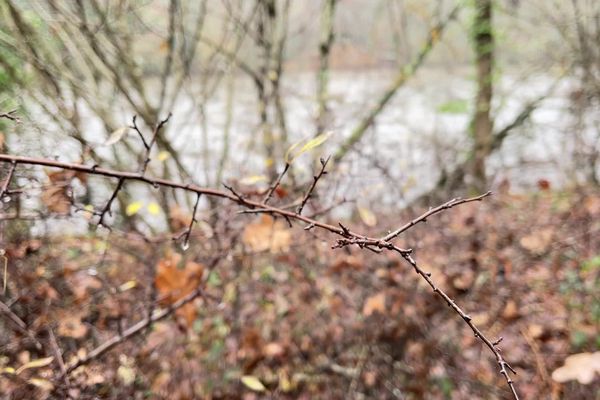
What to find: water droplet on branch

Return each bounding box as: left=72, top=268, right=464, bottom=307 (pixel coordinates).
left=181, top=240, right=190, bottom=251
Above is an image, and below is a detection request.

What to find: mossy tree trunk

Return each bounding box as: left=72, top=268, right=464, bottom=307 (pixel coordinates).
left=470, top=0, right=494, bottom=192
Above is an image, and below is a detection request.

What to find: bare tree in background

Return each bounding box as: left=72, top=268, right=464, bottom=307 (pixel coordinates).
left=315, top=0, right=337, bottom=136
left=470, top=0, right=494, bottom=192
left=568, top=0, right=600, bottom=185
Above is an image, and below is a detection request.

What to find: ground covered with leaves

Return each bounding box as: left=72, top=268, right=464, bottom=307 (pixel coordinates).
left=1, top=189, right=599, bottom=399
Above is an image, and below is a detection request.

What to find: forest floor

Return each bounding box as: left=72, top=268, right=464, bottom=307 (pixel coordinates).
left=1, top=187, right=599, bottom=399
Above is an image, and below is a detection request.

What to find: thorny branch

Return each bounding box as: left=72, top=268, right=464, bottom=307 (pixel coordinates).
left=382, top=192, right=491, bottom=242
left=0, top=152, right=519, bottom=398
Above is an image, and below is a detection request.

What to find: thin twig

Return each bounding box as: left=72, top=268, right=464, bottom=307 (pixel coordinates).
left=132, top=113, right=172, bottom=174
left=1, top=252, right=6, bottom=295
left=130, top=116, right=148, bottom=149
left=0, top=299, right=42, bottom=350
left=297, top=156, right=329, bottom=215
left=263, top=162, right=289, bottom=204
left=97, top=178, right=125, bottom=228
left=47, top=327, right=69, bottom=384
left=181, top=193, right=201, bottom=250
left=382, top=191, right=492, bottom=242
left=0, top=160, right=17, bottom=201
left=0, top=110, right=19, bottom=122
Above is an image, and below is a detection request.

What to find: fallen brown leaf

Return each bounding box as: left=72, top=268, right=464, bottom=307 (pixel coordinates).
left=242, top=215, right=291, bottom=253
left=363, top=292, right=386, bottom=316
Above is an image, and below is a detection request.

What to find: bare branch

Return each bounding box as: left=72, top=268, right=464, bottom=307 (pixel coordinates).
left=47, top=327, right=69, bottom=384
left=97, top=178, right=125, bottom=228
left=382, top=191, right=492, bottom=242
left=298, top=156, right=330, bottom=215
left=397, top=249, right=520, bottom=400
left=262, top=162, right=289, bottom=204
left=0, top=160, right=17, bottom=201
left=0, top=110, right=19, bottom=122
left=0, top=299, right=42, bottom=350
left=130, top=115, right=148, bottom=149
left=137, top=113, right=172, bottom=175
left=178, top=192, right=201, bottom=250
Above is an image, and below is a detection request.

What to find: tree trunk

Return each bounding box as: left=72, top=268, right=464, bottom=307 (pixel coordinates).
left=470, top=0, right=494, bottom=192
left=316, top=0, right=337, bottom=136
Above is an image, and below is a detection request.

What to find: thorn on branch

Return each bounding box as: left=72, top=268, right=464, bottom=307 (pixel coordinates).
left=304, top=223, right=315, bottom=231
left=338, top=222, right=350, bottom=236
left=284, top=215, right=292, bottom=228
left=223, top=182, right=246, bottom=204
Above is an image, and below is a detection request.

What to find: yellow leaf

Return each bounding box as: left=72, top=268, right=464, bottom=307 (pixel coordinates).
left=241, top=375, right=266, bottom=392
left=284, top=141, right=301, bottom=164
left=84, top=204, right=94, bottom=212
left=240, top=175, right=268, bottom=185
left=1, top=367, right=15, bottom=374
left=147, top=202, right=161, bottom=216
left=278, top=369, right=293, bottom=392
left=28, top=378, right=54, bottom=391
left=284, top=132, right=331, bottom=164
left=358, top=206, right=377, bottom=227
left=119, top=280, right=137, bottom=292
left=299, top=132, right=330, bottom=154
left=158, top=151, right=170, bottom=162
left=105, top=127, right=129, bottom=146
left=264, top=158, right=274, bottom=168
left=125, top=201, right=143, bottom=216
left=118, top=365, right=136, bottom=386
left=15, top=357, right=54, bottom=375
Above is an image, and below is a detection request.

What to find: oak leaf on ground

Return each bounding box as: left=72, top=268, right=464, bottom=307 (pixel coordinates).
left=154, top=252, right=205, bottom=327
